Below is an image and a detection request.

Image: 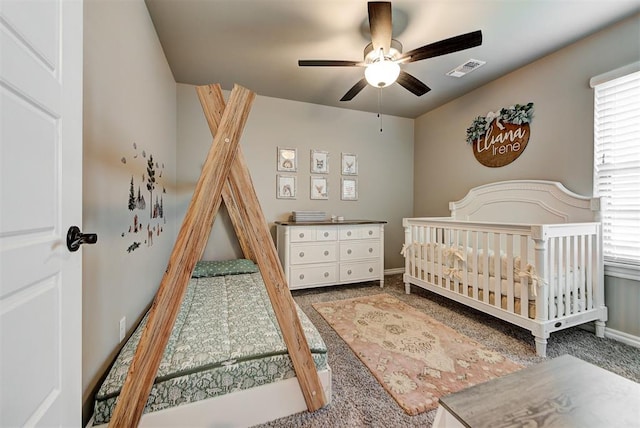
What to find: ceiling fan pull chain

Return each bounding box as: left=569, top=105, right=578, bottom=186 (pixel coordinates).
left=378, top=88, right=383, bottom=132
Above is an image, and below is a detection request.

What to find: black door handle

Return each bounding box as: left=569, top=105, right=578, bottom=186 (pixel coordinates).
left=66, top=226, right=98, bottom=252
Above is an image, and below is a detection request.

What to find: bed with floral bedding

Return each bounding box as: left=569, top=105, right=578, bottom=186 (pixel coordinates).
left=90, top=259, right=331, bottom=427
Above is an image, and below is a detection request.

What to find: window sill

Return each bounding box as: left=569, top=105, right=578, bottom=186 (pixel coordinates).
left=604, top=261, right=640, bottom=282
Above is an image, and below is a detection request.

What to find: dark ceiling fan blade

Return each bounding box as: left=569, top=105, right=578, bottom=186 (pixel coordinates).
left=398, top=30, right=482, bottom=64
left=396, top=70, right=431, bottom=96
left=368, top=1, right=392, bottom=55
left=298, top=59, right=364, bottom=67
left=340, top=78, right=368, bottom=101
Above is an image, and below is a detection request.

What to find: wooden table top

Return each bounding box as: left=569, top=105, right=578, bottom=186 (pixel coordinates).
left=439, top=354, right=640, bottom=428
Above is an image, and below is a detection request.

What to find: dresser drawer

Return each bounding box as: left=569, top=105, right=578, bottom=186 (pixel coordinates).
left=315, top=227, right=338, bottom=241
left=290, top=243, right=337, bottom=264
left=339, top=225, right=381, bottom=240
left=289, top=226, right=337, bottom=242
left=340, top=240, right=380, bottom=261
left=340, top=261, right=380, bottom=283
left=290, top=264, right=337, bottom=288
left=289, top=228, right=316, bottom=242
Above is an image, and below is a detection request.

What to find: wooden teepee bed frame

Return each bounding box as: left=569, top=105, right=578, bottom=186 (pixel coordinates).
left=106, top=84, right=328, bottom=427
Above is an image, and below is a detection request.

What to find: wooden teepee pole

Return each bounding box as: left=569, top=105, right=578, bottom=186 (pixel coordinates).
left=109, top=85, right=255, bottom=427
left=196, top=83, right=327, bottom=411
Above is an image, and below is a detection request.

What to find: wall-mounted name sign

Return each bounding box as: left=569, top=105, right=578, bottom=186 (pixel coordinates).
left=466, top=102, right=534, bottom=168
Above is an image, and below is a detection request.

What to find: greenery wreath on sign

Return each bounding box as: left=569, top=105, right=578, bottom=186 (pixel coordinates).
left=466, top=102, right=535, bottom=144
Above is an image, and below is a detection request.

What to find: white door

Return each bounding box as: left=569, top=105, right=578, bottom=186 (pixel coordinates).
left=1, top=0, right=83, bottom=426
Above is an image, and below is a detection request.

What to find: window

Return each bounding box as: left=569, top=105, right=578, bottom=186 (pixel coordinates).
left=591, top=63, right=640, bottom=278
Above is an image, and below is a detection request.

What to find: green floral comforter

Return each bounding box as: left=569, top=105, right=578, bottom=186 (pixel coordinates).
left=93, top=272, right=327, bottom=425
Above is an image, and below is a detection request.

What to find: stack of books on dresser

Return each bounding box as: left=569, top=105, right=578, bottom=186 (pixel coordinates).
left=291, top=211, right=327, bottom=222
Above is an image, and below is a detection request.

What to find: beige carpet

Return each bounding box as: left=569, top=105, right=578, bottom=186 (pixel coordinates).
left=314, top=293, right=523, bottom=415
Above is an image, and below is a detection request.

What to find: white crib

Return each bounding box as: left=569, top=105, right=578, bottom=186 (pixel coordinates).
left=402, top=180, right=608, bottom=356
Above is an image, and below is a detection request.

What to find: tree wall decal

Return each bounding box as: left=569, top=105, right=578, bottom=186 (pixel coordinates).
left=146, top=155, right=155, bottom=218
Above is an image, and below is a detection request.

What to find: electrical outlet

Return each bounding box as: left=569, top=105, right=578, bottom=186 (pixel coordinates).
left=119, top=317, right=126, bottom=341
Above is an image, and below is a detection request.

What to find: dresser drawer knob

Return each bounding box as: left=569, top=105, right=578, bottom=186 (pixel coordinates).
left=368, top=230, right=373, bottom=235
left=324, top=231, right=329, bottom=237
left=299, top=251, right=305, bottom=258
left=347, top=231, right=352, bottom=236
left=324, top=250, right=329, bottom=256
left=369, top=247, right=373, bottom=253
left=347, top=269, right=352, bottom=275
left=324, top=272, right=329, bottom=278
left=299, top=274, right=305, bottom=280
left=299, top=233, right=305, bottom=238
left=369, top=267, right=374, bottom=273
left=347, top=249, right=352, bottom=255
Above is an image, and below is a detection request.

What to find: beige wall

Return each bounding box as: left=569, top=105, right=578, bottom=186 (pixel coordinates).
left=177, top=84, right=414, bottom=271
left=82, top=0, right=177, bottom=412
left=414, top=13, right=640, bottom=336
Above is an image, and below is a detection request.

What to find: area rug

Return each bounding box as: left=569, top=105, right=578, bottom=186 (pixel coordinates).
left=313, top=294, right=523, bottom=415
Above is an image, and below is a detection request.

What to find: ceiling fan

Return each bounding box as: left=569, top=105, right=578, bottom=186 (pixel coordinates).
left=298, top=1, right=482, bottom=101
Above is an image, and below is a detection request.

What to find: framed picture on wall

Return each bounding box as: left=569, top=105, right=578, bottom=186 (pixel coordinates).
left=341, top=177, right=358, bottom=201
left=277, top=147, right=297, bottom=172
left=341, top=153, right=358, bottom=175
left=310, top=150, right=329, bottom=174
left=310, top=176, right=328, bottom=200
left=276, top=175, right=296, bottom=199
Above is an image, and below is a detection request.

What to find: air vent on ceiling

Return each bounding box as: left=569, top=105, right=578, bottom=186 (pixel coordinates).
left=446, top=59, right=486, bottom=77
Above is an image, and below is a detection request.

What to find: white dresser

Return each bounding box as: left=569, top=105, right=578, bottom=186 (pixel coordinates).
left=276, top=221, right=385, bottom=290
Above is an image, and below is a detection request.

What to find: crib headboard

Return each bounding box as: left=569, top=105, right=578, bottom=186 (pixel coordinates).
left=449, top=180, right=599, bottom=224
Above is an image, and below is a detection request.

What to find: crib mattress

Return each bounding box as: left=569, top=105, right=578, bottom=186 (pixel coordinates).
left=92, top=271, right=327, bottom=425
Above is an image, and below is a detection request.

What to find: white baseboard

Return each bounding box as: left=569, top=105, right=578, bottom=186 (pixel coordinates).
left=604, top=327, right=640, bottom=349
left=581, top=323, right=640, bottom=349
left=384, top=267, right=404, bottom=275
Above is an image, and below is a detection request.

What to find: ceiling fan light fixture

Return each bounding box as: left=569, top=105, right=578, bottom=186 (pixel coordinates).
left=365, top=59, right=400, bottom=88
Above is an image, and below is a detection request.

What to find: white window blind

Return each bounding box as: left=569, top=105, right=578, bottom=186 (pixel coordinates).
left=593, top=69, right=640, bottom=267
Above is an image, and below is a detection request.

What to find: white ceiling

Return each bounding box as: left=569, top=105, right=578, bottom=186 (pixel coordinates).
left=145, top=0, right=640, bottom=119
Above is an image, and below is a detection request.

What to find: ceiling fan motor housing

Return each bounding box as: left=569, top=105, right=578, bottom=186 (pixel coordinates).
left=364, top=39, right=403, bottom=63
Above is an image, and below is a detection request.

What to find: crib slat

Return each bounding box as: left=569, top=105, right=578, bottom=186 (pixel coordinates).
left=471, top=231, right=479, bottom=300
left=564, top=236, right=571, bottom=315
left=557, top=237, right=564, bottom=317
left=452, top=229, right=460, bottom=292
left=586, top=234, right=593, bottom=310
left=427, top=227, right=438, bottom=284
left=417, top=226, right=422, bottom=279
left=494, top=233, right=501, bottom=310
left=437, top=228, right=443, bottom=287
left=579, top=235, right=586, bottom=312
left=482, top=232, right=490, bottom=304
left=412, top=226, right=422, bottom=278
left=562, top=237, right=568, bottom=317
left=462, top=231, right=469, bottom=296
left=550, top=238, right=558, bottom=318
left=576, top=235, right=582, bottom=312
left=506, top=234, right=514, bottom=313
left=409, top=225, right=415, bottom=278
left=572, top=235, right=578, bottom=314
left=520, top=236, right=529, bottom=318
